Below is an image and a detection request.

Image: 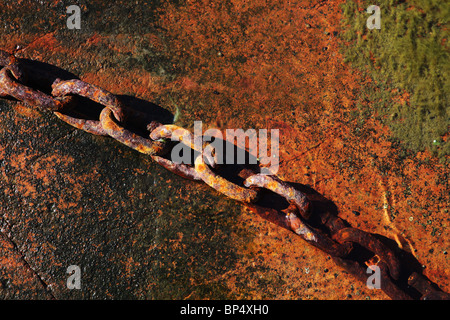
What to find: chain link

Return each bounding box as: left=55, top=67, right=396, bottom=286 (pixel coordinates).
left=0, top=49, right=448, bottom=300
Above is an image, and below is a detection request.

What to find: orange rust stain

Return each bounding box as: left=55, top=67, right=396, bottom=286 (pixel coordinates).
left=82, top=68, right=167, bottom=100
left=31, top=153, right=74, bottom=185
left=23, top=32, right=58, bottom=54
left=267, top=180, right=278, bottom=190
left=157, top=0, right=449, bottom=298
left=1, top=0, right=446, bottom=300
left=178, top=77, right=200, bottom=91
left=85, top=33, right=102, bottom=46
left=8, top=151, right=31, bottom=171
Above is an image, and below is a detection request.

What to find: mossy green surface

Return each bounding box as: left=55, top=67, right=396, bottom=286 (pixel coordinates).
left=341, top=0, right=449, bottom=160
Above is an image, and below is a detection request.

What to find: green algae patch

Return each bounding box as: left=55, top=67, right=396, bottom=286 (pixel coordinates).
left=341, top=0, right=449, bottom=161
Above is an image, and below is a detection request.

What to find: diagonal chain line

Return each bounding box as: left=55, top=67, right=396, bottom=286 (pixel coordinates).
left=0, top=49, right=448, bottom=300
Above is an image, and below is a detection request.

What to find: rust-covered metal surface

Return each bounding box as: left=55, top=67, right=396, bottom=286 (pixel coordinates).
left=0, top=0, right=448, bottom=300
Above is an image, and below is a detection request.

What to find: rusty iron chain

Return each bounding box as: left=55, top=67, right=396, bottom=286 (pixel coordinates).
left=0, top=49, right=448, bottom=300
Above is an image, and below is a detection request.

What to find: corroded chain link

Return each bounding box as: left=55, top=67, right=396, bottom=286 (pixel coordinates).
left=0, top=49, right=448, bottom=300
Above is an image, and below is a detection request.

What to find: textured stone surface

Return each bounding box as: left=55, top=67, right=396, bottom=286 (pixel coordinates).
left=0, top=0, right=448, bottom=300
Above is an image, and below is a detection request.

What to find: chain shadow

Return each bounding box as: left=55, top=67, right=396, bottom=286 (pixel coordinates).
left=274, top=181, right=445, bottom=299
left=6, top=58, right=446, bottom=299
left=15, top=58, right=174, bottom=134
left=192, top=136, right=446, bottom=299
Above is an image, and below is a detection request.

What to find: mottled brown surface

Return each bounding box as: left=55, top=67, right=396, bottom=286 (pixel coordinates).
left=0, top=0, right=448, bottom=299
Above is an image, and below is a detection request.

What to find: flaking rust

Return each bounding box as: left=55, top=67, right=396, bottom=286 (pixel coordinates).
left=0, top=68, right=71, bottom=111
left=149, top=124, right=226, bottom=180
left=150, top=124, right=216, bottom=166
left=100, top=107, right=167, bottom=156
left=244, top=174, right=311, bottom=220
left=0, top=49, right=25, bottom=82
left=1, top=46, right=449, bottom=300
left=150, top=124, right=200, bottom=150
left=53, top=111, right=109, bottom=136
left=151, top=155, right=201, bottom=181
left=333, top=227, right=401, bottom=280
left=194, top=155, right=259, bottom=203
left=52, top=79, right=125, bottom=122
left=50, top=78, right=168, bottom=155
left=244, top=174, right=353, bottom=257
